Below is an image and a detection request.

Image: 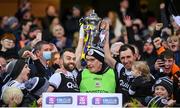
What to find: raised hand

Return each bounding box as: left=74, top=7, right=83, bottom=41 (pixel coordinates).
left=100, top=20, right=109, bottom=31
left=123, top=16, right=132, bottom=27
left=22, top=50, right=38, bottom=60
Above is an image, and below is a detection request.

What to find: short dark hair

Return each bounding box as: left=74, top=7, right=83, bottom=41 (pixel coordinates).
left=161, top=49, right=174, bottom=59
left=119, top=44, right=135, bottom=55
left=34, top=41, right=49, bottom=51
left=21, top=19, right=32, bottom=26
left=61, top=48, right=75, bottom=58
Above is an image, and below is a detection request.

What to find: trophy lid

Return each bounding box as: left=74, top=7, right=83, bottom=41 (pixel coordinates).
left=87, top=10, right=101, bottom=22
left=79, top=9, right=101, bottom=25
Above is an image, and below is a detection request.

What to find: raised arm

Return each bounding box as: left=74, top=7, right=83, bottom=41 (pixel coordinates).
left=75, top=25, right=84, bottom=70
left=103, top=21, right=117, bottom=69
left=123, top=16, right=135, bottom=44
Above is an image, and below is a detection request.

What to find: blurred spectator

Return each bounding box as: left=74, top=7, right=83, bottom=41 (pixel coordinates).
left=105, top=11, right=123, bottom=44
left=167, top=35, right=180, bottom=66
left=42, top=5, right=58, bottom=30
left=27, top=24, right=42, bottom=47
left=64, top=4, right=81, bottom=47
left=19, top=20, right=32, bottom=48
left=147, top=17, right=158, bottom=37
left=71, top=31, right=79, bottom=49
left=15, top=0, right=32, bottom=21
left=141, top=38, right=157, bottom=75
left=21, top=9, right=34, bottom=21
left=133, top=18, right=149, bottom=39
left=138, top=0, right=154, bottom=27
left=42, top=5, right=59, bottom=42
left=49, top=52, right=61, bottom=70
left=171, top=15, right=180, bottom=34
left=117, top=0, right=135, bottom=25
left=0, top=33, right=19, bottom=60
left=4, top=17, right=21, bottom=50
left=43, top=17, right=60, bottom=42
left=51, top=24, right=66, bottom=51
left=152, top=35, right=165, bottom=56
left=49, top=17, right=60, bottom=32
left=4, top=17, right=19, bottom=32
left=123, top=16, right=135, bottom=44
left=0, top=16, right=8, bottom=35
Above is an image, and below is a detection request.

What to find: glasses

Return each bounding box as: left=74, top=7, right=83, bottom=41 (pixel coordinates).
left=3, top=39, right=14, bottom=43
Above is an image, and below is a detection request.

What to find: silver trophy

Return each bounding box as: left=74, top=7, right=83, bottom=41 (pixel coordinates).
left=79, top=10, right=104, bottom=47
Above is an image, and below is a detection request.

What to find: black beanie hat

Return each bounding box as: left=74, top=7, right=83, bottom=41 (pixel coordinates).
left=143, top=37, right=152, bottom=45
left=86, top=47, right=104, bottom=63
left=152, top=77, right=173, bottom=96
left=7, top=59, right=26, bottom=80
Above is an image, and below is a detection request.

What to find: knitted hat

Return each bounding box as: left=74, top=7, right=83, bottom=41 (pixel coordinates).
left=152, top=77, right=173, bottom=96
left=6, top=59, right=26, bottom=80
left=143, top=37, right=152, bottom=44
left=25, top=77, right=49, bottom=96
left=86, top=47, right=104, bottom=63
left=151, top=35, right=161, bottom=42
left=1, top=32, right=16, bottom=42
left=147, top=96, right=168, bottom=107
left=5, top=17, right=18, bottom=27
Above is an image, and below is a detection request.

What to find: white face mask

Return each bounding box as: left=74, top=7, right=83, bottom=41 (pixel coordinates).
left=43, top=51, right=52, bottom=60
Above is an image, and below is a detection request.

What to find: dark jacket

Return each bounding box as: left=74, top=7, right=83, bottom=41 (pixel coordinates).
left=29, top=59, right=55, bottom=79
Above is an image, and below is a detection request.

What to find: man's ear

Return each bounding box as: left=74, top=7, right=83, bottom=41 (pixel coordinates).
left=34, top=50, right=40, bottom=57
left=133, top=54, right=137, bottom=60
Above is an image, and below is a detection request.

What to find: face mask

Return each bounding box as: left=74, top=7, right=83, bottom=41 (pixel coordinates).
left=43, top=51, right=52, bottom=60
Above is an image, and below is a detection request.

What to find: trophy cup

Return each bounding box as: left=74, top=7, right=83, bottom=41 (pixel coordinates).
left=79, top=10, right=105, bottom=66
left=79, top=10, right=103, bottom=47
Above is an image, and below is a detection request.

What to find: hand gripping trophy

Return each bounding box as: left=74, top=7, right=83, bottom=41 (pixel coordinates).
left=79, top=10, right=106, bottom=66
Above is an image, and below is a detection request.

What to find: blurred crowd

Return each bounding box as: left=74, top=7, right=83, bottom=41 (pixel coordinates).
left=0, top=0, right=180, bottom=107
